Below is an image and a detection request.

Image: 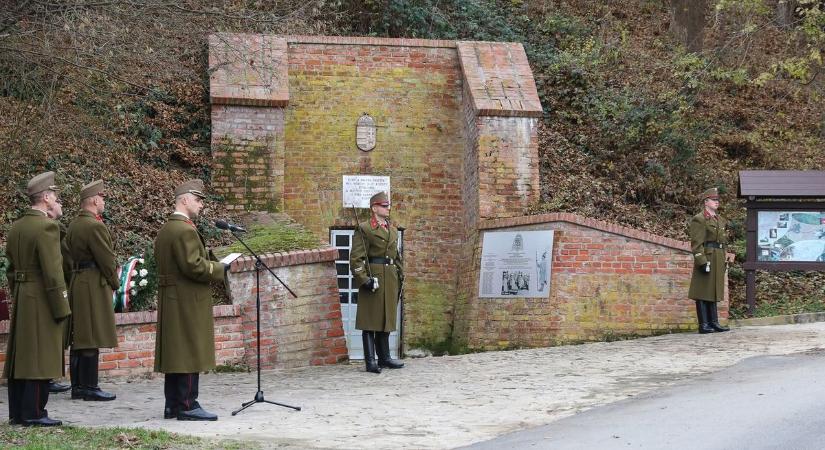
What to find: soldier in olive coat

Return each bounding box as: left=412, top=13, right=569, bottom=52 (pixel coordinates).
left=350, top=191, right=404, bottom=373
left=4, top=171, right=71, bottom=426
left=154, top=179, right=225, bottom=421
left=65, top=180, right=120, bottom=401
left=688, top=188, right=730, bottom=333
left=45, top=201, right=72, bottom=394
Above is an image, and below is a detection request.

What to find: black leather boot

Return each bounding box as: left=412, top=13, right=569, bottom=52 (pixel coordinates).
left=75, top=351, right=116, bottom=401
left=48, top=381, right=70, bottom=394
left=376, top=331, right=404, bottom=369
left=695, top=301, right=715, bottom=334
left=708, top=302, right=730, bottom=332
left=362, top=331, right=381, bottom=374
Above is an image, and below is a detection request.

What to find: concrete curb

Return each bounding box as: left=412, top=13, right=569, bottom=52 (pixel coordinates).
left=730, top=312, right=825, bottom=327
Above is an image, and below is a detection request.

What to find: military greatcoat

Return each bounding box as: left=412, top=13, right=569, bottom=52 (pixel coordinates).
left=153, top=215, right=224, bottom=373
left=349, top=218, right=404, bottom=332
left=66, top=210, right=120, bottom=349
left=688, top=212, right=727, bottom=302
left=3, top=209, right=71, bottom=380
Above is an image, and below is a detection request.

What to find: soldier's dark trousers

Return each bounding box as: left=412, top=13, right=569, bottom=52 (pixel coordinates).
left=7, top=379, right=49, bottom=422
left=69, top=350, right=80, bottom=390
left=165, top=373, right=201, bottom=413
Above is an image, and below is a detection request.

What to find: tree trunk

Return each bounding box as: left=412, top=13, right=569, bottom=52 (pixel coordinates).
left=670, top=0, right=708, bottom=53
left=776, top=0, right=797, bottom=29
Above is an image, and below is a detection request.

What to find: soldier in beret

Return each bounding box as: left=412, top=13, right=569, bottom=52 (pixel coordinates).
left=4, top=171, right=71, bottom=426
left=65, top=180, right=119, bottom=401
left=154, top=179, right=226, bottom=421
left=349, top=191, right=404, bottom=373
left=688, top=188, right=731, bottom=333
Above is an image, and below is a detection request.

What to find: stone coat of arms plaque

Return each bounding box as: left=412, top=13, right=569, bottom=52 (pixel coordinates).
left=356, top=114, right=376, bottom=152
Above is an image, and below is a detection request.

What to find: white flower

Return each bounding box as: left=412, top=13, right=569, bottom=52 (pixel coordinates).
left=130, top=270, right=138, bottom=277
left=138, top=258, right=145, bottom=264
left=139, top=279, right=148, bottom=287
left=129, top=281, right=136, bottom=288
left=130, top=289, right=137, bottom=295
left=139, top=269, right=148, bottom=277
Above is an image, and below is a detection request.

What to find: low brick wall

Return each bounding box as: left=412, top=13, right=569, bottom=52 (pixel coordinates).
left=226, top=247, right=349, bottom=369
left=0, top=248, right=348, bottom=378
left=454, top=213, right=730, bottom=351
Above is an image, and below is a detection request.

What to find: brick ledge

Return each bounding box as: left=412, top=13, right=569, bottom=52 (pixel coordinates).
left=0, top=305, right=241, bottom=334
left=479, top=213, right=690, bottom=253
left=285, top=35, right=457, bottom=48
left=229, top=246, right=338, bottom=273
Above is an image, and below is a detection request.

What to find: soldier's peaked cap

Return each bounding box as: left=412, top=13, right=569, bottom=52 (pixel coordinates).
left=26, top=171, right=59, bottom=196
left=174, top=179, right=207, bottom=198
left=370, top=191, right=390, bottom=206
left=701, top=187, right=720, bottom=200
left=80, top=180, right=104, bottom=200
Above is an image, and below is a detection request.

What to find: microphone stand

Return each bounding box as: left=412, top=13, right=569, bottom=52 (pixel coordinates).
left=227, top=230, right=301, bottom=415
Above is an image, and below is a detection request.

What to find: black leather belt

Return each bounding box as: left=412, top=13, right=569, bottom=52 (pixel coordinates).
left=369, top=257, right=395, bottom=265
left=704, top=242, right=725, bottom=249
left=74, top=261, right=98, bottom=270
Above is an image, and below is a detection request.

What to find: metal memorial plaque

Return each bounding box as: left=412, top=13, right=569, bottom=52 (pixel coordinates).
left=478, top=230, right=554, bottom=298
left=356, top=114, right=376, bottom=151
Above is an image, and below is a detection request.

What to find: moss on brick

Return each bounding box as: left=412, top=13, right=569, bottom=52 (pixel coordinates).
left=214, top=222, right=322, bottom=258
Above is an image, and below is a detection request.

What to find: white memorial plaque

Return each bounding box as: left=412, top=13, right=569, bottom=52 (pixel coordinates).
left=343, top=175, right=391, bottom=208
left=478, top=230, right=553, bottom=298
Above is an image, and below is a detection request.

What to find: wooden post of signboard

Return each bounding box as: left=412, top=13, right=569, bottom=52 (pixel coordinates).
left=745, top=204, right=757, bottom=315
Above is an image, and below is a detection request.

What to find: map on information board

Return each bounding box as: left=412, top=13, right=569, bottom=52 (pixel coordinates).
left=757, top=211, right=825, bottom=262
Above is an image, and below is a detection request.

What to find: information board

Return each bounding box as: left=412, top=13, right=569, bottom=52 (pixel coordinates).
left=478, top=230, right=554, bottom=298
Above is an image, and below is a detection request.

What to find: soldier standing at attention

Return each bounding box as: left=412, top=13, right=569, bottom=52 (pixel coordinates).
left=4, top=171, right=71, bottom=426
left=45, top=198, right=72, bottom=395
left=688, top=188, right=731, bottom=334
left=154, top=179, right=225, bottom=421
left=350, top=191, right=404, bottom=374
left=65, top=180, right=119, bottom=401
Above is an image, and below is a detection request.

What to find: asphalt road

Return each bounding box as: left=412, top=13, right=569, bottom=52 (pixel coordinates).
left=465, top=350, right=825, bottom=450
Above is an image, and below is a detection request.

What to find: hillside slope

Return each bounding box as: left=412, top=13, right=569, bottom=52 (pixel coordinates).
left=1, top=0, right=823, bottom=316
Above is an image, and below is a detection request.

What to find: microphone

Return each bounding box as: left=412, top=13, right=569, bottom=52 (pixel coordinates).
left=215, top=220, right=247, bottom=233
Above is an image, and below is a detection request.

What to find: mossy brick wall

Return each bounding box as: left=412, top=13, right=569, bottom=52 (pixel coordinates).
left=454, top=213, right=730, bottom=350
left=211, top=106, right=285, bottom=211
left=209, top=35, right=543, bottom=350
left=283, top=41, right=465, bottom=347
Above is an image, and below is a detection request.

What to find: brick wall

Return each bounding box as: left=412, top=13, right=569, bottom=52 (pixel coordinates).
left=211, top=106, right=285, bottom=211
left=453, top=213, right=730, bottom=350
left=208, top=34, right=543, bottom=350
left=226, top=247, right=348, bottom=368
left=0, top=249, right=347, bottom=378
